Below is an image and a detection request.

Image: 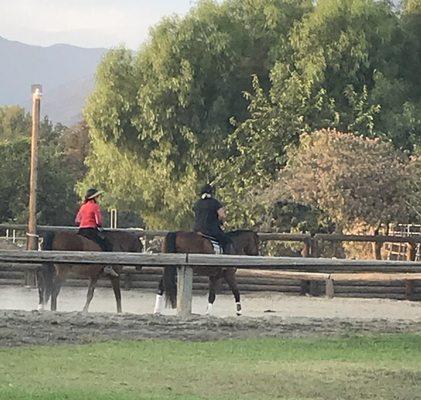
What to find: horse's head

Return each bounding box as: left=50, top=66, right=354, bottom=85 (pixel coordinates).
left=228, top=230, right=259, bottom=256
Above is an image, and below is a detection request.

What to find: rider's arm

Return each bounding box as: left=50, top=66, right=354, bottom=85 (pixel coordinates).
left=217, top=207, right=226, bottom=222
left=93, top=203, right=103, bottom=227
left=75, top=209, right=81, bottom=226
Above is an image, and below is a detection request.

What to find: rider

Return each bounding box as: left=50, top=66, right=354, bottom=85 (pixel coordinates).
left=75, top=188, right=118, bottom=277
left=193, top=184, right=234, bottom=254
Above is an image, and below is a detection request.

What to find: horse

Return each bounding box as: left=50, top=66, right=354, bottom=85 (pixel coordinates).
left=154, top=230, right=259, bottom=316
left=37, top=230, right=143, bottom=313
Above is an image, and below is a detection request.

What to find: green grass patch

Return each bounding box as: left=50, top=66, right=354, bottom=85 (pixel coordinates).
left=1, top=335, right=421, bottom=400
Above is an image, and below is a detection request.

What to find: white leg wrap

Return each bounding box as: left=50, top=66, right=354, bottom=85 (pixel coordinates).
left=206, top=303, right=213, bottom=315
left=236, top=302, right=242, bottom=316
left=37, top=303, right=44, bottom=311
left=154, top=294, right=164, bottom=314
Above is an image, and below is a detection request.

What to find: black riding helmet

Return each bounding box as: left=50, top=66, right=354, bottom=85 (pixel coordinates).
left=200, top=184, right=214, bottom=196
left=85, top=188, right=103, bottom=201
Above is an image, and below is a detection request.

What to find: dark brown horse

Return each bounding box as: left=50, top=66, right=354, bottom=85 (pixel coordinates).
left=37, top=230, right=143, bottom=313
left=154, top=230, right=259, bottom=316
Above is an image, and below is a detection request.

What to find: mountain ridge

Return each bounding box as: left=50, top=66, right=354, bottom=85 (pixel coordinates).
left=0, top=35, right=107, bottom=125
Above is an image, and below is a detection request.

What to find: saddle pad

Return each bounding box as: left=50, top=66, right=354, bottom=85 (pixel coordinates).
left=210, top=240, right=223, bottom=254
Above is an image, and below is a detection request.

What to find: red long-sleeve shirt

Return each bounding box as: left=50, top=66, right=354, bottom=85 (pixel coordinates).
left=75, top=200, right=103, bottom=228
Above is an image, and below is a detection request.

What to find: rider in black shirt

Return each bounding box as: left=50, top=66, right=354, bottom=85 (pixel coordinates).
left=193, top=184, right=234, bottom=254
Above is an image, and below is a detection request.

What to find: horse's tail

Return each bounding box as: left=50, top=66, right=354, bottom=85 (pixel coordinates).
left=162, top=231, right=177, bottom=253
left=38, top=231, right=55, bottom=304
left=42, top=231, right=55, bottom=251
left=162, top=232, right=177, bottom=308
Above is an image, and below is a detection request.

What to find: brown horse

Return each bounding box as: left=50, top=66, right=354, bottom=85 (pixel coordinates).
left=37, top=230, right=143, bottom=313
left=154, top=230, right=259, bottom=316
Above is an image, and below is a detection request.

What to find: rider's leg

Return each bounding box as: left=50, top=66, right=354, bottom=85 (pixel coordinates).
left=212, top=231, right=235, bottom=254
left=78, top=228, right=118, bottom=277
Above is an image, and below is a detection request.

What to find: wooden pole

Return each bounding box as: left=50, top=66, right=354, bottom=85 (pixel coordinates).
left=407, top=242, right=416, bottom=262
left=301, top=239, right=311, bottom=257
left=26, top=85, right=42, bottom=286
left=310, top=238, right=320, bottom=258
left=177, top=266, right=193, bottom=317
left=325, top=278, right=334, bottom=298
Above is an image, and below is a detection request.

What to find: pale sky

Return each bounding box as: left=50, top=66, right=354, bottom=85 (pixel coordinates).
left=0, top=0, right=198, bottom=49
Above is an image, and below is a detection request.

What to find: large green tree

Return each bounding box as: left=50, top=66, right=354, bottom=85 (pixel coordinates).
left=84, top=0, right=312, bottom=229
left=83, top=0, right=421, bottom=230
left=218, top=0, right=421, bottom=226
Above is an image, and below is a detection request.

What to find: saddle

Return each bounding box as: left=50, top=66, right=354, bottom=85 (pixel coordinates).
left=197, top=233, right=223, bottom=254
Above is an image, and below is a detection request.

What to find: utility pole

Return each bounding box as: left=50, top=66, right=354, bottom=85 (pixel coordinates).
left=26, top=84, right=42, bottom=285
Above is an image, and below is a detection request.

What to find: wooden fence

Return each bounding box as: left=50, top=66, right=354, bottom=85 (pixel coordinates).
left=2, top=224, right=421, bottom=259
left=2, top=224, right=421, bottom=302
left=1, top=250, right=421, bottom=315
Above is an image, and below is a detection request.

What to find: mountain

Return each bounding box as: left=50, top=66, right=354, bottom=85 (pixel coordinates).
left=0, top=36, right=106, bottom=125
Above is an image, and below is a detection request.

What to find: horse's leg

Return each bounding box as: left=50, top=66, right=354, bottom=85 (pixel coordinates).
left=37, top=263, right=54, bottom=310
left=224, top=269, right=241, bottom=316
left=154, top=277, right=165, bottom=315
left=36, top=268, right=46, bottom=311
left=83, top=276, right=99, bottom=313
left=110, top=275, right=122, bottom=313
left=50, top=269, right=65, bottom=312
left=206, top=276, right=218, bottom=315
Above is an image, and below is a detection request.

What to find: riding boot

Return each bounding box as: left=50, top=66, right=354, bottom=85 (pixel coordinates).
left=103, top=265, right=119, bottom=277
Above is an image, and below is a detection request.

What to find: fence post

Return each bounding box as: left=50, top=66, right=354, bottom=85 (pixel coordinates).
left=25, top=85, right=42, bottom=288
left=407, top=241, right=416, bottom=261
left=144, top=234, right=150, bottom=252
left=177, top=265, right=193, bottom=317
left=310, top=237, right=320, bottom=258
left=405, top=280, right=414, bottom=300
left=110, top=209, right=118, bottom=229
left=325, top=278, right=334, bottom=298
left=373, top=241, right=383, bottom=260
left=302, top=239, right=311, bottom=257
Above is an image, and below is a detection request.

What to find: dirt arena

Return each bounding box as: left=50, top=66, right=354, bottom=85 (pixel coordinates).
left=0, top=285, right=420, bottom=346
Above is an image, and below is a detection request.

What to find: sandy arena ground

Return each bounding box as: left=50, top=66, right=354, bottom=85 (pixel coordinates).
left=0, top=285, right=420, bottom=346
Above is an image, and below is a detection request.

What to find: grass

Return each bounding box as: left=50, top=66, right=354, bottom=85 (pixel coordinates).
left=1, top=335, right=421, bottom=399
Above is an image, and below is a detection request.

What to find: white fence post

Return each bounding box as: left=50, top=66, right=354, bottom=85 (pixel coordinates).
left=177, top=266, right=193, bottom=317
left=110, top=209, right=118, bottom=229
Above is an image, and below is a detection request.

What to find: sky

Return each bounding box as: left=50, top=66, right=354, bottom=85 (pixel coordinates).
left=0, top=0, right=198, bottom=49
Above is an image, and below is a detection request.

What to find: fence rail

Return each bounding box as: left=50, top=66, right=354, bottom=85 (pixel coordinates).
left=1, top=249, right=421, bottom=314
left=2, top=250, right=421, bottom=270
left=3, top=224, right=421, bottom=243
left=2, top=224, right=421, bottom=260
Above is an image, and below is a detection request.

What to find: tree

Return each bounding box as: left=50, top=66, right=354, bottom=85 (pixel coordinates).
left=83, top=0, right=312, bottom=228
left=271, top=129, right=410, bottom=230
left=0, top=106, right=79, bottom=225
left=217, top=0, right=421, bottom=226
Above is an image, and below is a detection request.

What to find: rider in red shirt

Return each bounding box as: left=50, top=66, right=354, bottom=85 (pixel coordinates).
left=75, top=188, right=117, bottom=277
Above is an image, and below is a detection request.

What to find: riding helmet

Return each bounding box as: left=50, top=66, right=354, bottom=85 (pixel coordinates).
left=85, top=188, right=103, bottom=200
left=200, top=184, right=214, bottom=196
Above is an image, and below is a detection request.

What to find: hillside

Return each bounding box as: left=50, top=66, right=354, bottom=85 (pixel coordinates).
left=0, top=36, right=106, bottom=125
